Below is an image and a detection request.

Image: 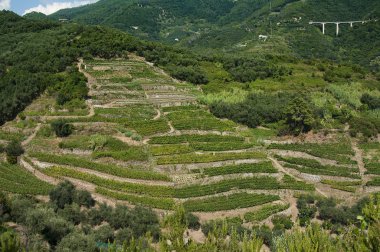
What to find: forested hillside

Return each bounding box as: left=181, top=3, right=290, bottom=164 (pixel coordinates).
left=49, top=0, right=380, bottom=68
left=0, top=11, right=208, bottom=125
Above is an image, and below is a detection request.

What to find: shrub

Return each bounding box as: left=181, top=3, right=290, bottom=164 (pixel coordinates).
left=51, top=120, right=73, bottom=137
left=361, top=93, right=380, bottom=110
left=5, top=141, right=24, bottom=164
left=37, top=125, right=53, bottom=137
left=73, top=190, right=95, bottom=208
left=349, top=117, right=379, bottom=138
left=49, top=181, right=76, bottom=209
left=92, top=224, right=114, bottom=243
left=297, top=196, right=318, bottom=226
left=272, top=215, right=293, bottom=231
left=186, top=212, right=200, bottom=230
left=56, top=232, right=96, bottom=252
left=244, top=204, right=290, bottom=222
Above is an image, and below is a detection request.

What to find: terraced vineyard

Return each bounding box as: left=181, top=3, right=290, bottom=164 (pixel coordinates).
left=0, top=56, right=379, bottom=223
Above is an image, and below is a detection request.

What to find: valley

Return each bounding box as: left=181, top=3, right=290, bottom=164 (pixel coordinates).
left=0, top=2, right=379, bottom=250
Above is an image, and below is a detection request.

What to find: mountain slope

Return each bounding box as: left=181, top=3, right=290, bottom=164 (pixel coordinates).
left=50, top=0, right=380, bottom=68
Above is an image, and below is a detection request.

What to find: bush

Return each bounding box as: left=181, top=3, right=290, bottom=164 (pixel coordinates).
left=92, top=224, right=114, bottom=243
left=349, top=117, right=379, bottom=138
left=5, top=141, right=24, bottom=164
left=272, top=215, right=293, bottom=231
left=73, top=190, right=95, bottom=208
left=51, top=120, right=73, bottom=137
left=49, top=181, right=76, bottom=209
left=361, top=93, right=380, bottom=110
left=186, top=212, right=200, bottom=230
left=41, top=216, right=73, bottom=246
left=58, top=203, right=83, bottom=225
left=297, top=196, right=317, bottom=227
left=56, top=232, right=96, bottom=252
left=115, top=228, right=133, bottom=244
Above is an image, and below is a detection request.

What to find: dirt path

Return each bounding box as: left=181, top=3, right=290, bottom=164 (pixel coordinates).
left=286, top=195, right=299, bottom=222
left=78, top=59, right=96, bottom=90
left=351, top=140, right=366, bottom=176
left=153, top=109, right=161, bottom=120
left=22, top=123, right=41, bottom=147
left=114, top=135, right=142, bottom=146
left=20, top=158, right=59, bottom=185
left=351, top=139, right=370, bottom=194
left=168, top=121, right=175, bottom=133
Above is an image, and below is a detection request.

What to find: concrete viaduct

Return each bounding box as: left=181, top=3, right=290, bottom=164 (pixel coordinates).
left=309, top=20, right=369, bottom=36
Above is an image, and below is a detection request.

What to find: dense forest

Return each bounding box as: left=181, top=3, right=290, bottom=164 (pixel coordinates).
left=49, top=0, right=380, bottom=69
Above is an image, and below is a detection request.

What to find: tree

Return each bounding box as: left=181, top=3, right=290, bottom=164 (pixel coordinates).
left=56, top=232, right=96, bottom=252
left=0, top=192, right=10, bottom=224
left=49, top=181, right=76, bottom=209
left=92, top=224, right=114, bottom=243
left=5, top=141, right=24, bottom=164
left=284, top=97, right=315, bottom=135
left=41, top=217, right=73, bottom=246
left=51, top=120, right=73, bottom=137
left=73, top=190, right=95, bottom=208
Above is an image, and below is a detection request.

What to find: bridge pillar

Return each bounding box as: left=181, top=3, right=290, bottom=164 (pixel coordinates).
left=322, top=23, right=326, bottom=34
left=336, top=23, right=340, bottom=36
left=350, top=22, right=353, bottom=28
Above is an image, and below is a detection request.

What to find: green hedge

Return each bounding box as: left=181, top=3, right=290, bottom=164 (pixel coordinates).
left=202, top=162, right=277, bottom=176
left=30, top=152, right=170, bottom=181
left=42, top=166, right=174, bottom=197
left=149, top=134, right=244, bottom=144
left=157, top=152, right=266, bottom=165
left=244, top=203, right=290, bottom=222
left=269, top=142, right=356, bottom=165
left=175, top=176, right=282, bottom=198
left=95, top=187, right=175, bottom=210
left=183, top=193, right=280, bottom=212
left=0, top=162, right=53, bottom=195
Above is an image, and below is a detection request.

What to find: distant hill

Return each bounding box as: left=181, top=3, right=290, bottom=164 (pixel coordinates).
left=24, top=11, right=49, bottom=20
left=50, top=0, right=380, bottom=68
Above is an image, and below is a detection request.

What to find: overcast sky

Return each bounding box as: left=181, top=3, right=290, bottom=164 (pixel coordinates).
left=0, top=0, right=98, bottom=15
